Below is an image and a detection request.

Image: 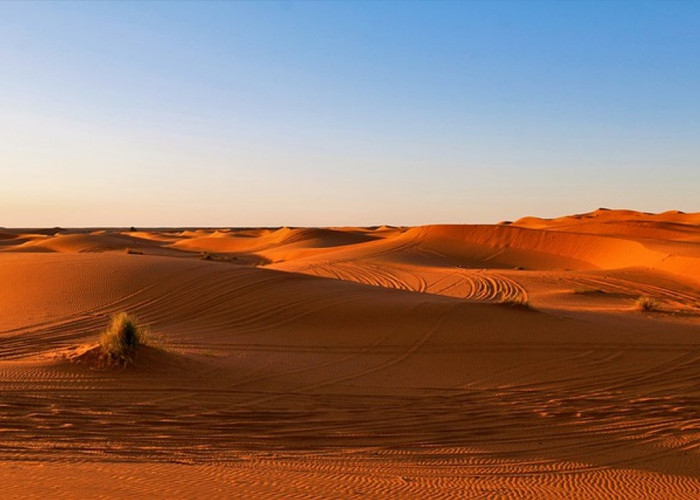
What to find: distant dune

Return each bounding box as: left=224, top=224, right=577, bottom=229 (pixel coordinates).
left=1, top=209, right=699, bottom=497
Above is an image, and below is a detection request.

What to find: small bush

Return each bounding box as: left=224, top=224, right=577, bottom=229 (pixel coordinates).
left=636, top=296, right=659, bottom=312
left=499, top=296, right=533, bottom=310
left=573, top=288, right=605, bottom=294
left=100, top=313, right=148, bottom=365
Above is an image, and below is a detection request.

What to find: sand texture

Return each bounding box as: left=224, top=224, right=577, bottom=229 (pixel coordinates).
left=1, top=209, right=699, bottom=498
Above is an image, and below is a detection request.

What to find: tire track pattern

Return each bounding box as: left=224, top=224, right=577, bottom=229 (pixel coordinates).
left=304, top=263, right=528, bottom=305
left=568, top=273, right=700, bottom=312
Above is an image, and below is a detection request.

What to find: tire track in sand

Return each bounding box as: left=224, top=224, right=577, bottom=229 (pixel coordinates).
left=244, top=303, right=457, bottom=405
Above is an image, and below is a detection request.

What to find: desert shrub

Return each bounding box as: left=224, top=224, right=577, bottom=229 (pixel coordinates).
left=100, top=313, right=148, bottom=365
left=573, top=288, right=605, bottom=294
left=499, top=296, right=533, bottom=310
left=635, top=296, right=659, bottom=312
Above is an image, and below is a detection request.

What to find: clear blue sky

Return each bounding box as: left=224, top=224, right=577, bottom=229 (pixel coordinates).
left=1, top=0, right=698, bottom=227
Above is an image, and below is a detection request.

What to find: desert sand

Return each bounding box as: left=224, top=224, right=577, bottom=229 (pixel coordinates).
left=1, top=209, right=699, bottom=498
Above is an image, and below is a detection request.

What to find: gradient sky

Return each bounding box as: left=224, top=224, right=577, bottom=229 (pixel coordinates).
left=1, top=1, right=699, bottom=227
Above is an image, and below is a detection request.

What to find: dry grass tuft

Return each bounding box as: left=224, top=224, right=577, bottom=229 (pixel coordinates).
left=499, top=297, right=533, bottom=310
left=573, top=287, right=603, bottom=294
left=635, top=296, right=660, bottom=312
left=100, top=313, right=149, bottom=366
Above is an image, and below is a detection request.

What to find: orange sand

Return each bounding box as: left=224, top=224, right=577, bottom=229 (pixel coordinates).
left=1, top=209, right=699, bottom=497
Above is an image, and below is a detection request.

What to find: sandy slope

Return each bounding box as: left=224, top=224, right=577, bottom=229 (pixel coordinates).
left=1, top=209, right=699, bottom=498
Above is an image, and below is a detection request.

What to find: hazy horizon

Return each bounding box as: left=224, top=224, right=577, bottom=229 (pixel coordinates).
left=0, top=206, right=694, bottom=230
left=2, top=1, right=699, bottom=226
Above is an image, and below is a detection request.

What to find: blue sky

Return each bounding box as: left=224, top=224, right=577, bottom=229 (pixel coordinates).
left=1, top=1, right=698, bottom=226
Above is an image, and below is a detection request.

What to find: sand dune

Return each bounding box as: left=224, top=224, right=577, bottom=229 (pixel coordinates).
left=1, top=209, right=699, bottom=497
